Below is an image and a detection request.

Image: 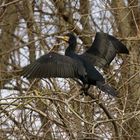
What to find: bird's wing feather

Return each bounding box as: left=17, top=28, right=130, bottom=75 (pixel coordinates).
left=22, top=52, right=86, bottom=78
left=81, top=32, right=129, bottom=67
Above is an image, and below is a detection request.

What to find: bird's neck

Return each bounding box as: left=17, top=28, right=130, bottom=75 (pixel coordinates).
left=65, top=43, right=76, bottom=55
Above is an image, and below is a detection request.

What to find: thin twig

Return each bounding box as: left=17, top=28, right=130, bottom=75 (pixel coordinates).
left=86, top=91, right=120, bottom=139
left=0, top=0, right=24, bottom=9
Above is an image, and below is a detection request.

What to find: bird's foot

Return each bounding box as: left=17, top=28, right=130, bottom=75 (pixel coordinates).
left=80, top=84, right=90, bottom=96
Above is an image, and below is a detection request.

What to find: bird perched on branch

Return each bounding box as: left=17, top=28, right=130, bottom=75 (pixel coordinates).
left=21, top=32, right=129, bottom=97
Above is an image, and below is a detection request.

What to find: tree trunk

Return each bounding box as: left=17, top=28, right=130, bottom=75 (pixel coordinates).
left=111, top=0, right=140, bottom=139
left=0, top=0, right=19, bottom=88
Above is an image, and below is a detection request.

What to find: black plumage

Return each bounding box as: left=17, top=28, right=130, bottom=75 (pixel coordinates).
left=23, top=52, right=86, bottom=79
left=82, top=32, right=129, bottom=67
left=22, top=32, right=129, bottom=97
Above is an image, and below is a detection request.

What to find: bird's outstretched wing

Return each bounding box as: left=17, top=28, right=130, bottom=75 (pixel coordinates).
left=22, top=52, right=86, bottom=78
left=81, top=32, right=129, bottom=67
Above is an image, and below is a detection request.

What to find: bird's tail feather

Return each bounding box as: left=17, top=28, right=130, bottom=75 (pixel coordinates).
left=96, top=81, right=117, bottom=97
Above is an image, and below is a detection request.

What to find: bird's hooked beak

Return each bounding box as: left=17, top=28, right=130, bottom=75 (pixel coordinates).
left=56, top=35, right=69, bottom=42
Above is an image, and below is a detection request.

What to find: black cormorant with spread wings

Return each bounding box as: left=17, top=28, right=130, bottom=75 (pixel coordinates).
left=22, top=32, right=129, bottom=96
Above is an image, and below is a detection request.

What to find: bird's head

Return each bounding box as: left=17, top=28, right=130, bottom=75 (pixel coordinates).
left=56, top=32, right=76, bottom=44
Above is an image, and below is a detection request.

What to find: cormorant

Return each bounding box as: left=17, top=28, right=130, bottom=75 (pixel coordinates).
left=22, top=32, right=129, bottom=96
